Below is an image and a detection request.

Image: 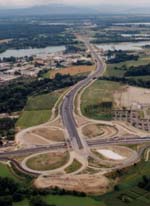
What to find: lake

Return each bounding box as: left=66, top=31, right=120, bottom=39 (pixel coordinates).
left=96, top=41, right=150, bottom=51
left=0, top=46, right=65, bottom=58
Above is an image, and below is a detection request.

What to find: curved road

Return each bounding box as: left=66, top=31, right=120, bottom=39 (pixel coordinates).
left=60, top=41, right=105, bottom=154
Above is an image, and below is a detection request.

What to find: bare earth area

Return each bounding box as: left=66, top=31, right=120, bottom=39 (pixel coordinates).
left=0, top=39, right=12, bottom=44
left=34, top=174, right=110, bottom=195
left=50, top=65, right=95, bottom=78
left=114, top=86, right=150, bottom=109
left=16, top=125, right=65, bottom=147
left=33, top=127, right=65, bottom=142
left=82, top=123, right=118, bottom=139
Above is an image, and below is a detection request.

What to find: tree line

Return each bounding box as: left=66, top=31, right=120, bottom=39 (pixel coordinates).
left=0, top=177, right=86, bottom=206
left=0, top=74, right=84, bottom=113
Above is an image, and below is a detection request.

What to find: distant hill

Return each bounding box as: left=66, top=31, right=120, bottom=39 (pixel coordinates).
left=0, top=4, right=97, bottom=17
left=0, top=4, right=150, bottom=17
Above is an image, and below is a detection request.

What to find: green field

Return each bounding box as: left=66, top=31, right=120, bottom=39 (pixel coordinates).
left=2, top=158, right=150, bottom=206
left=42, top=70, right=51, bottom=78
left=16, top=110, right=50, bottom=128
left=108, top=56, right=150, bottom=69
left=105, top=65, right=125, bottom=77
left=26, top=152, right=69, bottom=171
left=65, top=159, right=82, bottom=173
left=16, top=90, right=64, bottom=128
left=81, top=80, right=121, bottom=120
left=105, top=56, right=150, bottom=79
left=14, top=195, right=105, bottom=206
left=128, top=75, right=150, bottom=81
left=45, top=195, right=105, bottom=206
left=0, top=163, right=18, bottom=180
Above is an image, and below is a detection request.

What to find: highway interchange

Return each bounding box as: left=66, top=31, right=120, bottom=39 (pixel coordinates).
left=0, top=38, right=150, bottom=176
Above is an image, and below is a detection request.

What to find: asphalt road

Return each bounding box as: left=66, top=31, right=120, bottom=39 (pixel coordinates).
left=0, top=137, right=150, bottom=158
left=60, top=41, right=105, bottom=152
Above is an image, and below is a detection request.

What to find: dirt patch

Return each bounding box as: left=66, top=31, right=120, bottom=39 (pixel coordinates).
left=26, top=151, right=69, bottom=171
left=48, top=118, right=63, bottom=128
left=0, top=39, right=12, bottom=44
left=114, top=86, right=150, bottom=109
left=34, top=174, right=110, bottom=195
left=50, top=65, right=95, bottom=78
left=82, top=124, right=117, bottom=139
left=94, top=146, right=134, bottom=161
left=33, top=127, right=65, bottom=142
left=23, top=133, right=48, bottom=146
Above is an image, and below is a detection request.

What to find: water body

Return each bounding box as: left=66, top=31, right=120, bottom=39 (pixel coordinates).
left=114, top=22, right=150, bottom=26
left=0, top=46, right=65, bottom=58
left=96, top=41, right=150, bottom=51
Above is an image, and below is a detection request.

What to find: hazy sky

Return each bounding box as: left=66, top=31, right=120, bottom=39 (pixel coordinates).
left=0, top=0, right=150, bottom=8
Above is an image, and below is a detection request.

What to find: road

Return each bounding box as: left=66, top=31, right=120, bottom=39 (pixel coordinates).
left=0, top=136, right=150, bottom=159
left=60, top=40, right=105, bottom=153
left=0, top=142, right=67, bottom=158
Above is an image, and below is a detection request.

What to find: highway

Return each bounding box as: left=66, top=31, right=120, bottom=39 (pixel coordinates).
left=0, top=137, right=150, bottom=159
left=87, top=136, right=150, bottom=147
left=0, top=142, right=67, bottom=158
left=60, top=40, right=105, bottom=152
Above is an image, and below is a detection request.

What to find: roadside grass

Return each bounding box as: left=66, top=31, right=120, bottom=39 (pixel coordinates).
left=65, top=159, right=82, bottom=173
left=25, top=92, right=60, bottom=111
left=105, top=65, right=125, bottom=77
left=16, top=110, right=50, bottom=128
left=26, top=152, right=69, bottom=171
left=16, top=89, right=65, bottom=128
left=81, top=80, right=121, bottom=120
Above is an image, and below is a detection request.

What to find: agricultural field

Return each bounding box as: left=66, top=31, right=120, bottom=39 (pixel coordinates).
left=81, top=80, right=121, bottom=120
left=16, top=89, right=65, bottom=128
left=50, top=65, right=95, bottom=78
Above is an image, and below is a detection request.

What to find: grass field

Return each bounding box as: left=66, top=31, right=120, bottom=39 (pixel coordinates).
left=14, top=195, right=105, bottom=206
left=105, top=56, right=150, bottom=78
left=16, top=110, right=50, bottom=128
left=16, top=90, right=64, bottom=128
left=26, top=152, right=69, bottom=171
left=65, top=159, right=82, bottom=173
left=81, top=80, right=121, bottom=120
left=108, top=56, right=150, bottom=69
left=0, top=163, right=18, bottom=181
left=44, top=195, right=105, bottom=206
left=50, top=65, right=95, bottom=78
left=105, top=66, right=125, bottom=77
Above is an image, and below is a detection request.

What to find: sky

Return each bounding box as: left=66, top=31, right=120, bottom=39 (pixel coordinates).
left=0, top=0, right=150, bottom=8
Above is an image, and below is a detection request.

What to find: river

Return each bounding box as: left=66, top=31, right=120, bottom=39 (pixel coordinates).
left=96, top=41, right=150, bottom=51
left=0, top=46, right=65, bottom=58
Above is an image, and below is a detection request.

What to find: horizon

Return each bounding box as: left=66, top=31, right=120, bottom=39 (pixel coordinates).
left=1, top=0, right=150, bottom=9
